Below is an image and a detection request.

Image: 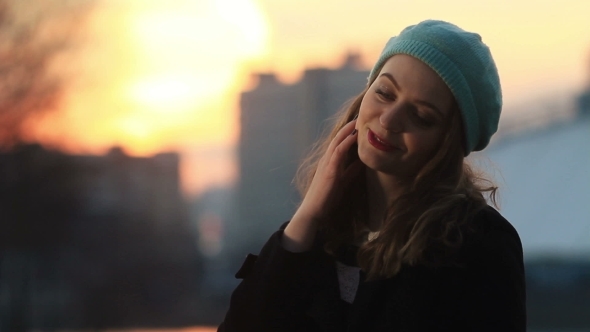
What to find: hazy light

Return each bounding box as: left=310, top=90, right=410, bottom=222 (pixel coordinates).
left=125, top=0, right=270, bottom=114
left=129, top=74, right=204, bottom=110
left=28, top=0, right=590, bottom=197
left=29, top=0, right=270, bottom=196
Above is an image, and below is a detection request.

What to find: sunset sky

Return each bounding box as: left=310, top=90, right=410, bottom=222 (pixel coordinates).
left=26, top=0, right=590, bottom=197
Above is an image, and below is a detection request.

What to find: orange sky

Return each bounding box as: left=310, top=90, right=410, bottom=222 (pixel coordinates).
left=25, top=0, right=590, bottom=198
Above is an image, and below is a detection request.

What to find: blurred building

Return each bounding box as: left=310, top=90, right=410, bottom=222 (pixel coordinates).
left=578, top=86, right=590, bottom=117
left=482, top=87, right=590, bottom=258
left=234, top=53, right=368, bottom=255
left=0, top=145, right=203, bottom=329
left=480, top=82, right=590, bottom=329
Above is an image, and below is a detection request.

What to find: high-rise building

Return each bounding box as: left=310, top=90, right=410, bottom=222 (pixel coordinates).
left=0, top=144, right=203, bottom=329
left=234, top=54, right=369, bottom=253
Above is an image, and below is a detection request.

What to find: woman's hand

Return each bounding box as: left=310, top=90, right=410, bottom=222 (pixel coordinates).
left=282, top=118, right=363, bottom=252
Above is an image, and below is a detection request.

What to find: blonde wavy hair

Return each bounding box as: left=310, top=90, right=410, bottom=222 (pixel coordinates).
left=295, top=85, right=498, bottom=280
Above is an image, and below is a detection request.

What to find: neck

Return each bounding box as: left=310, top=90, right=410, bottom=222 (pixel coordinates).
left=364, top=168, right=407, bottom=232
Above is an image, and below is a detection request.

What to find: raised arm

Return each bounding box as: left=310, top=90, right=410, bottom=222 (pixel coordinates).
left=283, top=118, right=362, bottom=252
left=219, top=117, right=362, bottom=331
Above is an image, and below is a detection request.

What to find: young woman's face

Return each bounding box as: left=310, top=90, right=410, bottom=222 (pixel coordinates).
left=356, top=54, right=455, bottom=178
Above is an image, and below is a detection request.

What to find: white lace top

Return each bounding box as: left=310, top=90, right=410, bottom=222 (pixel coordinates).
left=335, top=261, right=361, bottom=303
left=335, top=231, right=379, bottom=303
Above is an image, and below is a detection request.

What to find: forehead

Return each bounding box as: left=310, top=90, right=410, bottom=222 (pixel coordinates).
left=377, top=54, right=454, bottom=110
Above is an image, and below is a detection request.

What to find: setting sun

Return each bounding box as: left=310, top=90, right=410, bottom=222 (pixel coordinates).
left=124, top=0, right=269, bottom=114
left=25, top=0, right=590, bottom=198
left=128, top=74, right=207, bottom=112
left=30, top=0, right=269, bottom=196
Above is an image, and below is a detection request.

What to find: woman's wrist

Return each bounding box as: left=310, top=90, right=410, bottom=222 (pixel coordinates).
left=281, top=208, right=320, bottom=252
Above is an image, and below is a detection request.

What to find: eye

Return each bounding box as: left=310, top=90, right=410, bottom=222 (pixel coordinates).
left=410, top=109, right=436, bottom=127
left=375, top=86, right=395, bottom=101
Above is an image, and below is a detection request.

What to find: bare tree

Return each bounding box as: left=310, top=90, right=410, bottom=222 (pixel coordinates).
left=0, top=0, right=93, bottom=148
left=0, top=2, right=94, bottom=327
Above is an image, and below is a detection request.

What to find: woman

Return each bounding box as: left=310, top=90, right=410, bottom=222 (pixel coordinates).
left=219, top=20, right=526, bottom=331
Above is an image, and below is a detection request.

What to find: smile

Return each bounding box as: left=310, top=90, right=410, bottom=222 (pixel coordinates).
left=367, top=129, right=399, bottom=152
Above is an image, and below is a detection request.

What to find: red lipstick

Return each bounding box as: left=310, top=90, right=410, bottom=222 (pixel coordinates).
left=368, top=129, right=398, bottom=152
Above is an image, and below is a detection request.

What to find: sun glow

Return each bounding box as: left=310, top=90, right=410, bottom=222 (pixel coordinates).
left=30, top=0, right=269, bottom=196
left=28, top=0, right=590, bottom=198
left=128, top=74, right=210, bottom=111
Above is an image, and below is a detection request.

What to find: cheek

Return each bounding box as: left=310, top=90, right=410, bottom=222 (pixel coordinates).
left=406, top=131, right=444, bottom=158
left=358, top=95, right=378, bottom=118
left=358, top=99, right=368, bottom=120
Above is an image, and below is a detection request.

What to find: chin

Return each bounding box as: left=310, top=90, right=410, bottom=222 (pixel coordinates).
left=359, top=149, right=398, bottom=175
left=360, top=151, right=424, bottom=181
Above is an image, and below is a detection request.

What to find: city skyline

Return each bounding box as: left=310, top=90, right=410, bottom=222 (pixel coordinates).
left=10, top=0, right=590, bottom=196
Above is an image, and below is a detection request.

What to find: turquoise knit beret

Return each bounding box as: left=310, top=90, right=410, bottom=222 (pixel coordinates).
left=368, top=20, right=502, bottom=155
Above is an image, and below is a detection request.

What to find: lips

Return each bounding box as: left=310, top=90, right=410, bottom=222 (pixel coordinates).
left=367, top=129, right=400, bottom=152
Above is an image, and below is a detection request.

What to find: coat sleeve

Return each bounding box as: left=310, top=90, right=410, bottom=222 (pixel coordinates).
left=462, top=216, right=527, bottom=331
left=218, top=223, right=333, bottom=332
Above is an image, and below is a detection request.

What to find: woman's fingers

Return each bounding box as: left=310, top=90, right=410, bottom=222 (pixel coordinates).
left=298, top=118, right=360, bottom=220
left=326, top=119, right=357, bottom=156
left=328, top=122, right=359, bottom=170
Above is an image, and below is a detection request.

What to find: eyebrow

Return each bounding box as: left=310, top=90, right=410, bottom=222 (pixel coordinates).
left=379, top=72, right=445, bottom=116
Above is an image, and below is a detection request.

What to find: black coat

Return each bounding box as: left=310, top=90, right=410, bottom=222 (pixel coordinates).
left=218, top=206, right=526, bottom=331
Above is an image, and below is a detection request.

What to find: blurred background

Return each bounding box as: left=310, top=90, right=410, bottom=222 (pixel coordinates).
left=0, top=0, right=588, bottom=331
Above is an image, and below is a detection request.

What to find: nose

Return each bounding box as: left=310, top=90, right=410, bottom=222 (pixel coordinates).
left=379, top=103, right=405, bottom=132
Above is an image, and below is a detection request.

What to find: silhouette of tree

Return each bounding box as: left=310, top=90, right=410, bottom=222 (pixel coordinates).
left=0, top=2, right=94, bottom=329
left=0, top=0, right=93, bottom=148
